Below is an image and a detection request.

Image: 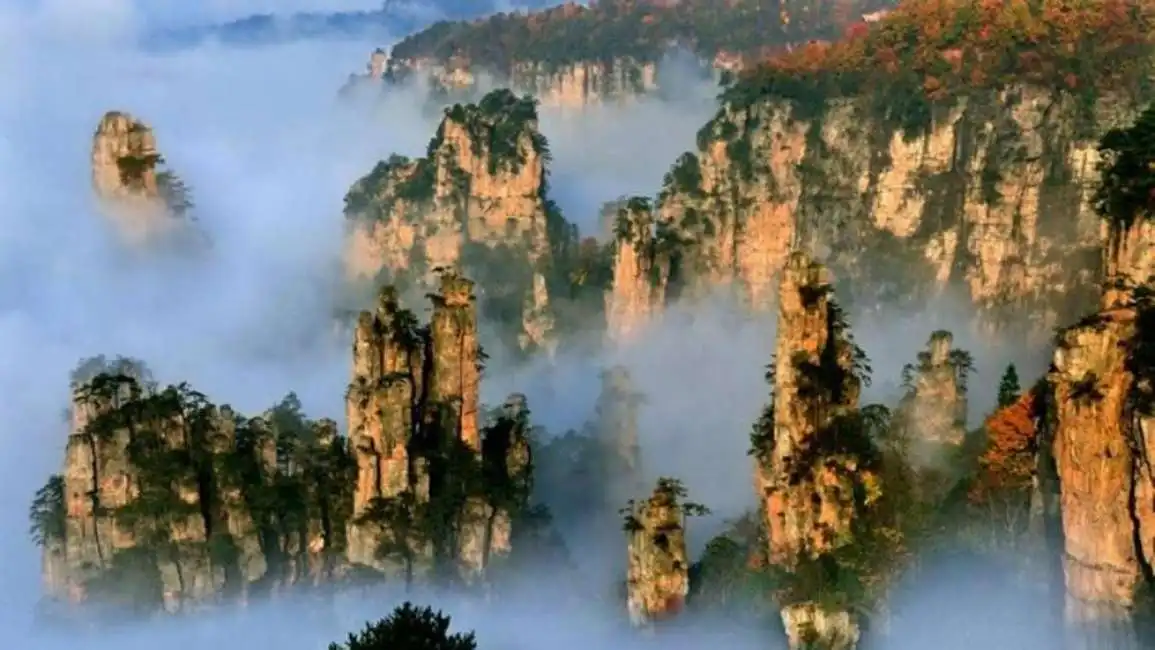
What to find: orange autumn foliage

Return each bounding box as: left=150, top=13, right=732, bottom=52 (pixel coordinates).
left=969, top=392, right=1039, bottom=504
left=737, top=0, right=1155, bottom=103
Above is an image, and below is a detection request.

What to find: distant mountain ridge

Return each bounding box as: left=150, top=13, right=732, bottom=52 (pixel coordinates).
left=138, top=0, right=566, bottom=52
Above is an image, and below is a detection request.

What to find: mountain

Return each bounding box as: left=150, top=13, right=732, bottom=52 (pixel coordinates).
left=369, top=0, right=897, bottom=106
left=139, top=0, right=565, bottom=52
left=605, top=0, right=1155, bottom=344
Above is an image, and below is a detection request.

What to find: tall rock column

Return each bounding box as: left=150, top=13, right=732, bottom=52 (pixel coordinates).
left=60, top=372, right=144, bottom=603
left=592, top=365, right=645, bottom=510
left=91, top=111, right=189, bottom=245
left=346, top=286, right=425, bottom=570
left=343, top=89, right=561, bottom=355
left=897, top=330, right=969, bottom=453
left=1049, top=105, right=1155, bottom=649
left=753, top=252, right=871, bottom=650
left=425, top=273, right=485, bottom=579
left=625, top=478, right=693, bottom=627
left=427, top=273, right=481, bottom=452
left=479, top=394, right=534, bottom=566
left=606, top=198, right=667, bottom=344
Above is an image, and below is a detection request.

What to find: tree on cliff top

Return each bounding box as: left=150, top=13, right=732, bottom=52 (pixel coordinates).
left=1095, top=102, right=1155, bottom=232
left=329, top=602, right=477, bottom=650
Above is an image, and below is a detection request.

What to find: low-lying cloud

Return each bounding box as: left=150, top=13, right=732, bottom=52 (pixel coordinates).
left=0, top=1, right=1064, bottom=648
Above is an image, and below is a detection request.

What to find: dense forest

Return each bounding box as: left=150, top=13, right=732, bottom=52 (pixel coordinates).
left=720, top=0, right=1154, bottom=132
left=388, top=0, right=896, bottom=72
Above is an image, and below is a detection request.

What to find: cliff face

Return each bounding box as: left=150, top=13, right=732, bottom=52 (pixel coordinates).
left=375, top=0, right=895, bottom=107
left=645, top=86, right=1128, bottom=339
left=389, top=56, right=662, bottom=109
left=343, top=89, right=559, bottom=355
left=613, top=2, right=1155, bottom=343
left=605, top=198, right=675, bottom=345
left=625, top=478, right=692, bottom=627
left=1048, top=104, right=1155, bottom=647
left=39, top=358, right=356, bottom=616
left=751, top=252, right=877, bottom=649
left=91, top=112, right=195, bottom=246
left=345, top=274, right=534, bottom=584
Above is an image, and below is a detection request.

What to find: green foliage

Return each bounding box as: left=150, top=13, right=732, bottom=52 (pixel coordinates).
left=689, top=515, right=777, bottom=618
left=116, top=153, right=163, bottom=187
left=997, top=364, right=1022, bottom=409
left=59, top=366, right=357, bottom=613
left=156, top=170, right=195, bottom=218
left=328, top=602, right=476, bottom=650
left=29, top=475, right=65, bottom=548
left=445, top=89, right=543, bottom=176
left=1095, top=102, right=1155, bottom=232
left=389, top=0, right=859, bottom=73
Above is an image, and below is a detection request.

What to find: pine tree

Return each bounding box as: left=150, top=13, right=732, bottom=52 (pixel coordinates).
left=997, top=364, right=1021, bottom=409
left=329, top=603, right=477, bottom=650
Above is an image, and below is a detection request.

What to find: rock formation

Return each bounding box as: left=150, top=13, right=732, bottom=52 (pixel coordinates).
left=376, top=0, right=890, bottom=108
left=39, top=358, right=355, bottom=616
left=345, top=274, right=534, bottom=584
left=1047, top=105, right=1155, bottom=648
left=91, top=111, right=194, bottom=246
left=387, top=56, right=663, bottom=109
left=605, top=198, right=674, bottom=344
left=338, top=48, right=389, bottom=97
left=751, top=252, right=877, bottom=650
left=896, top=330, right=969, bottom=450
left=624, top=478, right=694, bottom=627
left=589, top=365, right=645, bottom=510
left=625, top=2, right=1155, bottom=343
left=343, top=89, right=559, bottom=355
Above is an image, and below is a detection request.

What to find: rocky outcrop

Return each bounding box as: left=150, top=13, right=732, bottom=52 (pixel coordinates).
left=387, top=56, right=662, bottom=109
left=40, top=358, right=354, bottom=617
left=649, top=84, right=1135, bottom=339
left=345, top=274, right=535, bottom=584
left=343, top=89, right=560, bottom=355
left=91, top=111, right=195, bottom=246
left=751, top=252, right=879, bottom=649
left=605, top=198, right=673, bottom=344
left=625, top=478, right=693, bottom=627
left=896, top=330, right=969, bottom=450
left=1048, top=105, right=1155, bottom=648
left=338, top=49, right=389, bottom=97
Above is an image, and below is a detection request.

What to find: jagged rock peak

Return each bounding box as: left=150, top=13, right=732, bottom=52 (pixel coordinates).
left=91, top=111, right=195, bottom=246
left=606, top=197, right=672, bottom=344
left=624, top=477, right=695, bottom=627
left=752, top=251, right=877, bottom=649
left=343, top=89, right=559, bottom=357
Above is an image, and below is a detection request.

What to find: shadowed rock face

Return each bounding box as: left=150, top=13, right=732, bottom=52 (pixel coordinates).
left=626, top=479, right=690, bottom=627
